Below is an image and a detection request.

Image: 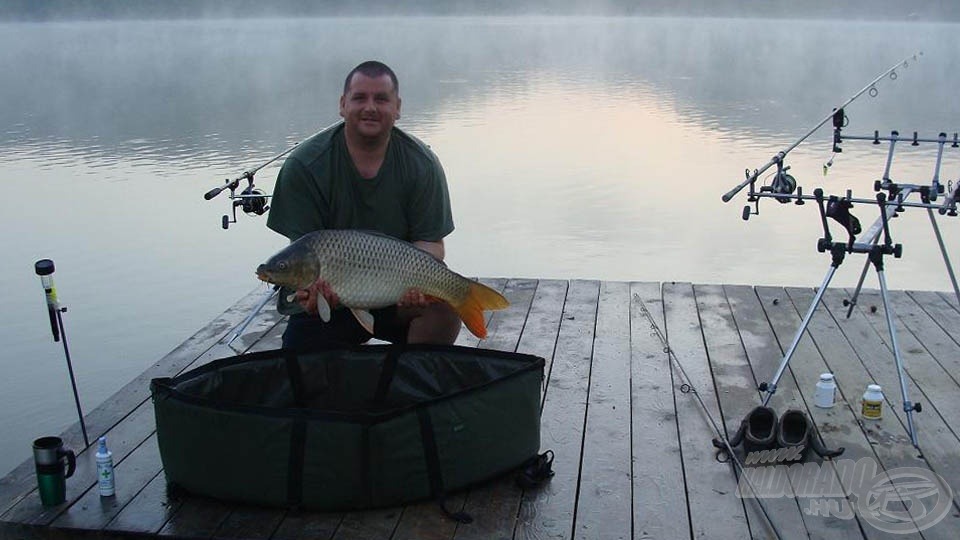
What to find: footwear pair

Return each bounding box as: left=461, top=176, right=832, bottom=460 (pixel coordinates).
left=713, top=406, right=845, bottom=461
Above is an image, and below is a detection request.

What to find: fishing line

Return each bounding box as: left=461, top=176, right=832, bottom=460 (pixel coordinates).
left=723, top=52, right=922, bottom=204
left=635, top=296, right=784, bottom=540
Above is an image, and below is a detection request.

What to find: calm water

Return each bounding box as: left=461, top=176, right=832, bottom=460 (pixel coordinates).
left=1, top=16, right=958, bottom=476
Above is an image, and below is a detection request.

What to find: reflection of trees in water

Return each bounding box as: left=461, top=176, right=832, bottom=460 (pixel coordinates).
left=0, top=17, right=956, bottom=164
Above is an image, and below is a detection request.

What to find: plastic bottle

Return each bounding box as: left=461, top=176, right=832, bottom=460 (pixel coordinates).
left=861, top=384, right=884, bottom=420
left=814, top=373, right=837, bottom=408
left=96, top=436, right=115, bottom=497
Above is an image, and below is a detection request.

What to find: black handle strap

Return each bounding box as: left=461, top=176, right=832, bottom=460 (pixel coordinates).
left=416, top=408, right=472, bottom=524
left=371, top=344, right=405, bottom=407
left=284, top=350, right=307, bottom=507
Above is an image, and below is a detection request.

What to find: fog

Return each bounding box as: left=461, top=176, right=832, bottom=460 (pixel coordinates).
left=2, top=0, right=959, bottom=22
left=1, top=17, right=956, bottom=167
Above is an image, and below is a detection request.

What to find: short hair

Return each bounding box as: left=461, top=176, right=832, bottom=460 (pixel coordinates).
left=343, top=61, right=399, bottom=96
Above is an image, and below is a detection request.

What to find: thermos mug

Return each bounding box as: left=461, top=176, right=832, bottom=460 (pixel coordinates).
left=32, top=436, right=76, bottom=506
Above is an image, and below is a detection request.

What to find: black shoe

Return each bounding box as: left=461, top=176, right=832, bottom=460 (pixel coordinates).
left=713, top=406, right=777, bottom=452
left=778, top=409, right=845, bottom=460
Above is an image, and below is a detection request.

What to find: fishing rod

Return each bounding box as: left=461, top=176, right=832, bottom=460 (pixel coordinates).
left=722, top=52, right=922, bottom=204
left=635, top=296, right=784, bottom=540
left=203, top=121, right=343, bottom=229
left=34, top=260, right=90, bottom=448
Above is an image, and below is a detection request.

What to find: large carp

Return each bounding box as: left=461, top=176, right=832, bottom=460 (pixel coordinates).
left=256, top=230, right=508, bottom=339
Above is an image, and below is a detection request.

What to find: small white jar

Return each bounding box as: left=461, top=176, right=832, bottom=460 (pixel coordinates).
left=814, top=373, right=837, bottom=408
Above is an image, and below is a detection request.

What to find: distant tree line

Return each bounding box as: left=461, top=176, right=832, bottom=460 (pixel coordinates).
left=2, top=0, right=957, bottom=21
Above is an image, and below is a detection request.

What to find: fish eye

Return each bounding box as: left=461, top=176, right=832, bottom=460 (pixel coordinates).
left=278, top=261, right=288, bottom=271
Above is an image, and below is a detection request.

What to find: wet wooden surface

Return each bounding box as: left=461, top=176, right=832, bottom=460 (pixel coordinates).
left=2, top=282, right=959, bottom=540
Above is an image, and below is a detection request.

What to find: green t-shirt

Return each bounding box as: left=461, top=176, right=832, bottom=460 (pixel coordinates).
left=266, top=124, right=454, bottom=243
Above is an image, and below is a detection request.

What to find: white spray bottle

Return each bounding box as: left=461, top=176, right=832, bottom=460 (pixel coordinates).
left=96, top=436, right=115, bottom=497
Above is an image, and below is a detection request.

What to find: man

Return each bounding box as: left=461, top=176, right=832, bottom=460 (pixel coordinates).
left=266, top=60, right=461, bottom=349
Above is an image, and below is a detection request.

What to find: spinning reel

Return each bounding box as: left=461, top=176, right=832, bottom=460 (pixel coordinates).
left=203, top=171, right=271, bottom=230
left=201, top=120, right=343, bottom=230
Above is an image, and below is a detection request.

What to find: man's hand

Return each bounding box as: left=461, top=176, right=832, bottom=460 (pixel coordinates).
left=397, top=288, right=431, bottom=308
left=296, top=278, right=340, bottom=316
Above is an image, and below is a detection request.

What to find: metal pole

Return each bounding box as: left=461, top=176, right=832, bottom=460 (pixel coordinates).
left=874, top=259, right=920, bottom=449
left=34, top=259, right=90, bottom=448
left=845, top=186, right=914, bottom=318
left=762, top=264, right=839, bottom=406
left=224, top=286, right=280, bottom=349
left=55, top=309, right=90, bottom=448
left=926, top=208, right=960, bottom=306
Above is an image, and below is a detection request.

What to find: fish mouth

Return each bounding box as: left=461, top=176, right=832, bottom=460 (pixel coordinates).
left=255, top=265, right=273, bottom=283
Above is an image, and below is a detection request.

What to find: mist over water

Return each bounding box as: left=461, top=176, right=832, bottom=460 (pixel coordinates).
left=0, top=16, right=958, bottom=477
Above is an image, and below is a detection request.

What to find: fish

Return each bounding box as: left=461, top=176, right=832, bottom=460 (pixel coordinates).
left=255, top=229, right=509, bottom=339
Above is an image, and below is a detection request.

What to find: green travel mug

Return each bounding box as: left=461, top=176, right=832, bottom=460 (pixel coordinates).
left=33, top=436, right=76, bottom=506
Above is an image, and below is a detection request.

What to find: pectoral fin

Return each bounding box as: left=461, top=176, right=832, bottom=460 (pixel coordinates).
left=316, top=296, right=332, bottom=322
left=350, top=308, right=375, bottom=335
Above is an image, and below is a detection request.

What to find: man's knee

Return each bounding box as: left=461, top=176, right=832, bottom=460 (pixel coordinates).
left=407, top=303, right=461, bottom=344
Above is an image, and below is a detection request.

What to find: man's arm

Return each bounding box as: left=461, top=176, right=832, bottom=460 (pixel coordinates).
left=413, top=239, right=445, bottom=261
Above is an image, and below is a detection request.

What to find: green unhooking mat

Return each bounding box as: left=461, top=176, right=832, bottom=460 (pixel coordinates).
left=150, top=345, right=544, bottom=510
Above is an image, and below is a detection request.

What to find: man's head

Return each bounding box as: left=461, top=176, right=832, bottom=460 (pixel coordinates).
left=340, top=61, right=401, bottom=143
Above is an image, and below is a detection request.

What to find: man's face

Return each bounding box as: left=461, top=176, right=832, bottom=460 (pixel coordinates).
left=339, top=72, right=401, bottom=141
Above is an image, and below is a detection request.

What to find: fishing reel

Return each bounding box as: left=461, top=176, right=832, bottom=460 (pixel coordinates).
left=203, top=171, right=272, bottom=230
left=742, top=160, right=804, bottom=220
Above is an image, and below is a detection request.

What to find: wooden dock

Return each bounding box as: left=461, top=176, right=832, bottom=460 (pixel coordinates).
left=2, top=280, right=959, bottom=539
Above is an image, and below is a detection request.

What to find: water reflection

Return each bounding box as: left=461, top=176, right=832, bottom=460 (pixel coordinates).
left=0, top=16, right=958, bottom=478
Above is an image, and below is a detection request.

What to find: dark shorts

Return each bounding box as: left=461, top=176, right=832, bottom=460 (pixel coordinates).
left=282, top=306, right=409, bottom=350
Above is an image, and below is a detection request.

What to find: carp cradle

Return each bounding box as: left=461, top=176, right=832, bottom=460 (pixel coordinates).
left=150, top=345, right=544, bottom=510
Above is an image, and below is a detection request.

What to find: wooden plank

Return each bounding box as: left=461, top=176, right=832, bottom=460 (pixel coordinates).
left=935, top=291, right=959, bottom=309
left=50, top=435, right=161, bottom=531
left=907, top=291, right=960, bottom=349
left=629, top=282, right=690, bottom=540
left=661, top=282, right=750, bottom=539
left=724, top=285, right=867, bottom=540
left=331, top=508, right=401, bottom=540
left=103, top=470, right=179, bottom=535
left=693, top=285, right=810, bottom=540
left=757, top=286, right=918, bottom=540
left=1, top=400, right=158, bottom=527
left=850, top=289, right=960, bottom=438
left=792, top=287, right=960, bottom=537
left=823, top=288, right=960, bottom=506
left=883, top=291, right=960, bottom=389
left=517, top=279, right=567, bottom=403
left=515, top=280, right=600, bottom=540
left=213, top=507, right=285, bottom=539
left=0, top=287, right=273, bottom=518
left=269, top=510, right=341, bottom=540
left=157, top=496, right=231, bottom=538
left=451, top=279, right=539, bottom=540
left=570, top=281, right=631, bottom=540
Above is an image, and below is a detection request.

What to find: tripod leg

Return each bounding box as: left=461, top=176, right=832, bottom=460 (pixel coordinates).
left=845, top=248, right=875, bottom=319
left=875, top=264, right=921, bottom=449
left=762, top=264, right=839, bottom=406
left=927, top=208, right=960, bottom=307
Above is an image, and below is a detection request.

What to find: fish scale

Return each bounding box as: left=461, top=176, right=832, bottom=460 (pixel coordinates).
left=256, top=229, right=507, bottom=338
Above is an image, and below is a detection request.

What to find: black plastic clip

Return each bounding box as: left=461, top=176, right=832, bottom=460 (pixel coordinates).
left=516, top=450, right=555, bottom=490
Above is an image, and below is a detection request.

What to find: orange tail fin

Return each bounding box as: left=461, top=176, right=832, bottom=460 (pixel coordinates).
left=453, top=281, right=510, bottom=339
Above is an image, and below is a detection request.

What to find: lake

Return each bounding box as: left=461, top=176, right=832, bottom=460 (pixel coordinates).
left=1, top=16, right=958, bottom=477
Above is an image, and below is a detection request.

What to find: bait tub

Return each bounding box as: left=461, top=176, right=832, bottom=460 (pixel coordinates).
left=150, top=345, right=543, bottom=510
